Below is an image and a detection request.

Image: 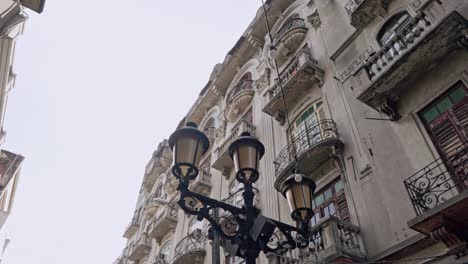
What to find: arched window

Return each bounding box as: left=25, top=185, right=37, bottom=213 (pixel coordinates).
left=377, top=11, right=411, bottom=46
left=158, top=240, right=172, bottom=261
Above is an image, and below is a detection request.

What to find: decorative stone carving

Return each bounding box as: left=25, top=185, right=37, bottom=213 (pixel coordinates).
left=308, top=10, right=321, bottom=30
left=215, top=118, right=227, bottom=141
left=345, top=0, right=387, bottom=29
left=254, top=68, right=271, bottom=93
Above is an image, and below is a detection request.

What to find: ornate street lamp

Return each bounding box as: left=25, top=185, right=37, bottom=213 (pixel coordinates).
left=169, top=123, right=316, bottom=264
left=229, top=132, right=264, bottom=184
left=280, top=172, right=316, bottom=231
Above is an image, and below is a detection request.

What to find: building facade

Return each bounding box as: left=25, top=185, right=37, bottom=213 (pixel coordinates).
left=0, top=0, right=45, bottom=229
left=116, top=0, right=468, bottom=263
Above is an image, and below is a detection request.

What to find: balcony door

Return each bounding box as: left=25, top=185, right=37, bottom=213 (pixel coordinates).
left=289, top=101, right=324, bottom=156
left=420, top=82, right=467, bottom=187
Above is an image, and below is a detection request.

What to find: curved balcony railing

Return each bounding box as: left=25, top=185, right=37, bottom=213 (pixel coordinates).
left=226, top=80, right=254, bottom=106
left=404, top=143, right=468, bottom=216
left=173, top=233, right=207, bottom=264
left=273, top=18, right=306, bottom=45
left=274, top=119, right=341, bottom=177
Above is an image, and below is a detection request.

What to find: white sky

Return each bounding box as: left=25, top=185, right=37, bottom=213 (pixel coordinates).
left=0, top=1, right=260, bottom=263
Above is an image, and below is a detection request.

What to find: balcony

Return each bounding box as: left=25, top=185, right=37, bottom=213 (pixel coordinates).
left=272, top=17, right=308, bottom=66
left=212, top=120, right=255, bottom=173
left=0, top=150, right=24, bottom=190
left=355, top=10, right=468, bottom=119
left=123, top=216, right=140, bottom=239
left=225, top=80, right=255, bottom=123
left=148, top=204, right=178, bottom=243
left=345, top=0, right=387, bottom=29
left=127, top=232, right=152, bottom=261
left=173, top=233, right=207, bottom=264
left=263, top=47, right=324, bottom=125
left=308, top=216, right=366, bottom=263
left=164, top=172, right=179, bottom=195
left=404, top=144, right=468, bottom=252
left=189, top=169, right=212, bottom=196
left=274, top=120, right=343, bottom=191
left=143, top=140, right=172, bottom=190
left=144, top=193, right=167, bottom=220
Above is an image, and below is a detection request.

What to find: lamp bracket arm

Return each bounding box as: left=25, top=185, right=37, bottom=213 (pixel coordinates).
left=177, top=185, right=245, bottom=243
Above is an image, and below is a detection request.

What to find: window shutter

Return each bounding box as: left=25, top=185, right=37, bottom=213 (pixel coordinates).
left=335, top=191, right=350, bottom=222
left=428, top=97, right=467, bottom=159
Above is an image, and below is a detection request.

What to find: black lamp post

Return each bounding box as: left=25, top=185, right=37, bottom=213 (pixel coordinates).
left=169, top=122, right=316, bottom=264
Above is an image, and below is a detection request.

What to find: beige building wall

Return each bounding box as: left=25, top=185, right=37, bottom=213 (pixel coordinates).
left=116, top=0, right=468, bottom=263
left=0, top=0, right=45, bottom=231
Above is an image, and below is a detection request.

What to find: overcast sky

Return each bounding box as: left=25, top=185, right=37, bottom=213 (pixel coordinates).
left=0, top=1, right=260, bottom=263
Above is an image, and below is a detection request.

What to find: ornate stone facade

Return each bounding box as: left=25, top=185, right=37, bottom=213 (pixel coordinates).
left=116, top=1, right=468, bottom=264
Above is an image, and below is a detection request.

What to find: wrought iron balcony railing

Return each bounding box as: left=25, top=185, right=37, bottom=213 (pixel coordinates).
left=404, top=144, right=468, bottom=216
left=226, top=80, right=254, bottom=106
left=308, top=216, right=366, bottom=263
left=273, top=119, right=343, bottom=190
left=173, top=233, right=207, bottom=264
left=263, top=47, right=324, bottom=124
left=273, top=18, right=307, bottom=45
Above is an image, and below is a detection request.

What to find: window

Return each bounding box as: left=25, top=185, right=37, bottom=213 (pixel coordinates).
left=289, top=101, right=324, bottom=154
left=419, top=82, right=467, bottom=160
left=377, top=11, right=411, bottom=46
left=310, top=179, right=349, bottom=226
left=421, top=85, right=467, bottom=123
